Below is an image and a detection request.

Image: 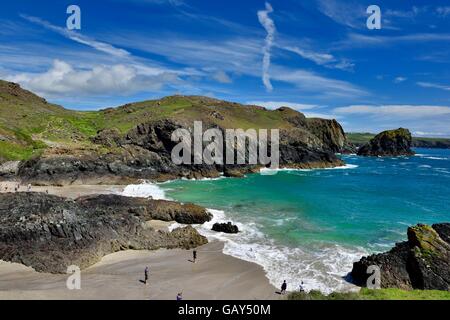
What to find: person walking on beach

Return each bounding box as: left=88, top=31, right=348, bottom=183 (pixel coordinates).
left=193, top=250, right=197, bottom=263
left=298, top=281, right=305, bottom=292
left=281, top=280, right=287, bottom=295
left=144, top=266, right=149, bottom=285
left=177, top=292, right=183, bottom=301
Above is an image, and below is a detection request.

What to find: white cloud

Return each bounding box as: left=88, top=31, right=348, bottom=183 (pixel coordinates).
left=212, top=70, right=232, bottom=84
left=394, top=77, right=407, bottom=83
left=334, top=105, right=450, bottom=119
left=417, top=81, right=450, bottom=91
left=7, top=60, right=178, bottom=98
left=246, top=101, right=319, bottom=110
left=282, top=46, right=334, bottom=65
left=341, top=32, right=450, bottom=48
left=334, top=104, right=450, bottom=137
left=317, top=0, right=366, bottom=29
left=271, top=66, right=367, bottom=98
left=21, top=15, right=130, bottom=58
left=436, top=6, right=450, bottom=17
left=257, top=2, right=275, bottom=92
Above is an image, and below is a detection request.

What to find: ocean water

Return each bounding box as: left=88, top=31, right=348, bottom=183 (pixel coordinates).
left=123, top=148, right=450, bottom=293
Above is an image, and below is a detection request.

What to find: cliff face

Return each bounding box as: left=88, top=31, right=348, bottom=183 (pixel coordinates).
left=357, top=128, right=414, bottom=157
left=351, top=223, right=450, bottom=290
left=0, top=82, right=351, bottom=184
left=0, top=193, right=210, bottom=273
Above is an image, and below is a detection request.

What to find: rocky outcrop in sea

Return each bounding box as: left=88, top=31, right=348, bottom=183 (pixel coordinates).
left=351, top=223, right=450, bottom=290
left=0, top=193, right=210, bottom=273
left=357, top=128, right=414, bottom=157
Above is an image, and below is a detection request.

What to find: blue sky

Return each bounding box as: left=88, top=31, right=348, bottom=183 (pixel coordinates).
left=1, top=0, right=450, bottom=136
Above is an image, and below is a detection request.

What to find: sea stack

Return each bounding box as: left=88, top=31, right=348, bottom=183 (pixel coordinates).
left=357, top=128, right=414, bottom=157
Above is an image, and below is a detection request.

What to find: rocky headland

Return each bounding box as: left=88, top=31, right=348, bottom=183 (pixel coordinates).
left=0, top=80, right=349, bottom=185
left=351, top=223, right=450, bottom=290
left=0, top=192, right=211, bottom=273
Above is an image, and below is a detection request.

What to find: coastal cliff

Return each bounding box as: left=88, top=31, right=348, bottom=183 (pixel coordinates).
left=0, top=80, right=348, bottom=184
left=351, top=223, right=450, bottom=290
left=0, top=192, right=210, bottom=273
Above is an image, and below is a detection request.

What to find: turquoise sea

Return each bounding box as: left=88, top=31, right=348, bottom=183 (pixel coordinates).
left=124, top=148, right=450, bottom=293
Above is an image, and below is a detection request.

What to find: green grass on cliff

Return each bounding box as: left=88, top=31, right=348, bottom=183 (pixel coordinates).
left=288, top=288, right=450, bottom=300
left=0, top=80, right=297, bottom=161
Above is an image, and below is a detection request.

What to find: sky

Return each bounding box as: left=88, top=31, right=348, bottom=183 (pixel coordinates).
left=0, top=0, right=450, bottom=136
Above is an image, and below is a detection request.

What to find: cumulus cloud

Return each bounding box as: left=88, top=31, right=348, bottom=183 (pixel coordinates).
left=257, top=2, right=275, bottom=92
left=7, top=60, right=178, bottom=98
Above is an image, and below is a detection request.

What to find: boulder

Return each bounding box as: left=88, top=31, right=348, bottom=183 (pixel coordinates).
left=212, top=222, right=239, bottom=234
left=0, top=161, right=20, bottom=176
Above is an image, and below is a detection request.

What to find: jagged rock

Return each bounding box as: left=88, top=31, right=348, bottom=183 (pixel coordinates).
left=212, top=222, right=239, bottom=234
left=91, top=128, right=123, bottom=147
left=0, top=161, right=20, bottom=176
left=0, top=193, right=209, bottom=273
left=351, top=223, right=450, bottom=290
left=357, top=128, right=414, bottom=157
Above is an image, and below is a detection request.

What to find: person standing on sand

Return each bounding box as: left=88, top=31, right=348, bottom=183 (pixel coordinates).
left=144, top=266, right=149, bottom=285
left=281, top=280, right=287, bottom=294
left=177, top=292, right=183, bottom=301
left=193, top=250, right=197, bottom=263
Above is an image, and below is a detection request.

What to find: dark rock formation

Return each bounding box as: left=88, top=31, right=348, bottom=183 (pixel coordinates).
left=212, top=222, right=239, bottom=234
left=0, top=193, right=210, bottom=273
left=357, top=128, right=415, bottom=157
left=351, top=223, right=450, bottom=290
left=18, top=117, right=346, bottom=185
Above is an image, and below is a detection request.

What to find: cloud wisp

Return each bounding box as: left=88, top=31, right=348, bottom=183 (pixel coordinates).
left=257, top=2, right=275, bottom=92
left=21, top=14, right=131, bottom=58
left=417, top=81, right=450, bottom=91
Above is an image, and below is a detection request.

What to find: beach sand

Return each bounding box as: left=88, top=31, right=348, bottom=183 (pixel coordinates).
left=0, top=180, right=281, bottom=300
left=0, top=181, right=125, bottom=199
left=0, top=241, right=280, bottom=300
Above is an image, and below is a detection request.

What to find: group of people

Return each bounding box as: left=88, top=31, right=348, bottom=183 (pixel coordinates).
left=280, top=280, right=305, bottom=295
left=142, top=249, right=306, bottom=299
left=0, top=183, right=32, bottom=193
left=142, top=250, right=198, bottom=300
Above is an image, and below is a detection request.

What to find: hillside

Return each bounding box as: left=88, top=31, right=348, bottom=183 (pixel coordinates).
left=0, top=80, right=350, bottom=184
left=1, top=80, right=338, bottom=161
left=347, top=132, right=450, bottom=149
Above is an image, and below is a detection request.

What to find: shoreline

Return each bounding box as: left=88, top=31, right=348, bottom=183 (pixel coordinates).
left=0, top=181, right=281, bottom=300
left=0, top=241, right=280, bottom=300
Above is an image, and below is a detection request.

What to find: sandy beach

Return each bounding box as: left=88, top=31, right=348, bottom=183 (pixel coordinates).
left=0, top=241, right=280, bottom=300
left=0, top=180, right=280, bottom=300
